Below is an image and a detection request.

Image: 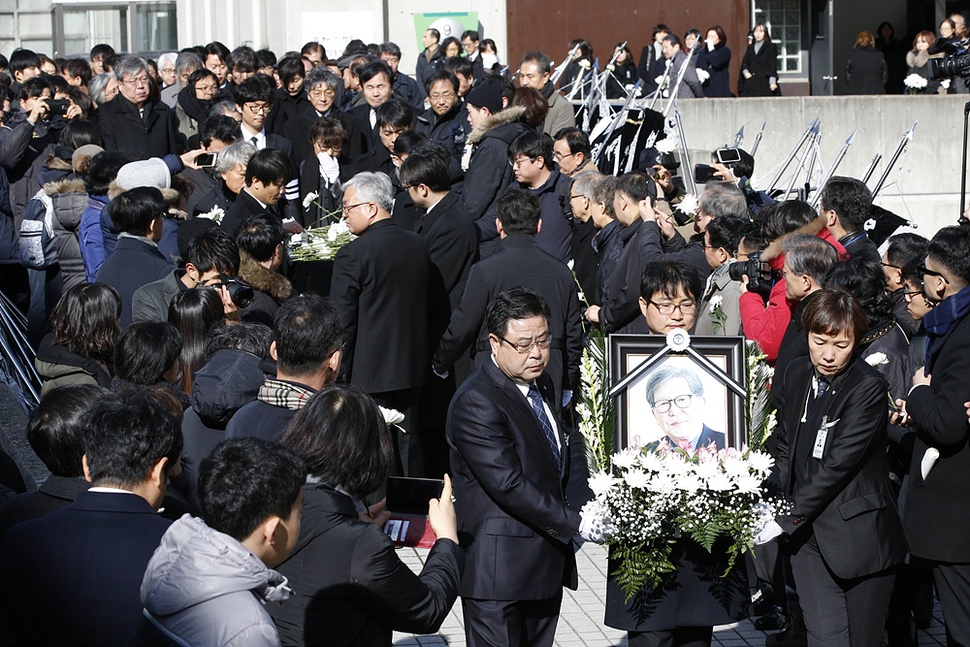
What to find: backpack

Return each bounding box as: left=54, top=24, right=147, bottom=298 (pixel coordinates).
left=18, top=188, right=58, bottom=269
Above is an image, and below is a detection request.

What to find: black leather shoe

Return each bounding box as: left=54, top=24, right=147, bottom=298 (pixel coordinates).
left=754, top=606, right=789, bottom=631
left=765, top=615, right=807, bottom=647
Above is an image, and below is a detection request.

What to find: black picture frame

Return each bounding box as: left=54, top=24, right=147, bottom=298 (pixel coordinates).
left=609, top=334, right=747, bottom=451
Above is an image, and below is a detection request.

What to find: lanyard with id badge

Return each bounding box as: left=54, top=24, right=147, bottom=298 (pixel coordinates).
left=812, top=415, right=839, bottom=459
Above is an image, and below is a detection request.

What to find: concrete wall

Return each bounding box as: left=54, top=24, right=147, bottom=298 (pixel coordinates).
left=676, top=94, right=967, bottom=237
left=176, top=0, right=507, bottom=77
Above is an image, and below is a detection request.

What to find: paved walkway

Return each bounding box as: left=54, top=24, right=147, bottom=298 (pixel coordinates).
left=394, top=542, right=949, bottom=647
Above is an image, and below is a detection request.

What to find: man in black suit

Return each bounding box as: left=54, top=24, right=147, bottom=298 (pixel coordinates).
left=221, top=147, right=294, bottom=235
left=644, top=363, right=725, bottom=450
left=0, top=391, right=182, bottom=646
left=350, top=60, right=397, bottom=155
left=774, top=287, right=906, bottom=647
left=819, top=176, right=881, bottom=265
left=895, top=226, right=970, bottom=646
left=94, top=186, right=175, bottom=328
left=330, top=171, right=434, bottom=476
left=433, top=189, right=583, bottom=404
left=414, top=70, right=469, bottom=160
left=346, top=99, right=413, bottom=180
left=284, top=67, right=362, bottom=164
left=447, top=287, right=590, bottom=647
left=638, top=24, right=671, bottom=97
left=99, top=55, right=180, bottom=160
left=233, top=75, right=302, bottom=223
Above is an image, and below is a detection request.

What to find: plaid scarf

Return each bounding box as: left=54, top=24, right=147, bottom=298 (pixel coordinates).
left=257, top=377, right=314, bottom=411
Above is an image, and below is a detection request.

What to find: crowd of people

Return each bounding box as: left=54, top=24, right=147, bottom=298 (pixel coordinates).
left=0, top=23, right=964, bottom=647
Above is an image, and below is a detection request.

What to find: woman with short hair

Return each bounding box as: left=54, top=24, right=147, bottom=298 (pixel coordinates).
left=772, top=286, right=907, bottom=647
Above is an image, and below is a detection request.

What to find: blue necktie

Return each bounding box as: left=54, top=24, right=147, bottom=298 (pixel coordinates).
left=527, top=384, right=561, bottom=469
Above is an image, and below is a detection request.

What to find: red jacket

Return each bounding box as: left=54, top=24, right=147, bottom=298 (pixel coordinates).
left=739, top=229, right=846, bottom=364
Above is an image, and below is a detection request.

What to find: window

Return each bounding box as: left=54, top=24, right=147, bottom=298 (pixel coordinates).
left=752, top=0, right=802, bottom=74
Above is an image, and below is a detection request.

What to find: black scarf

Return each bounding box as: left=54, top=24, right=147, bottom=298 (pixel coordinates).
left=540, top=81, right=556, bottom=101
left=177, top=85, right=211, bottom=124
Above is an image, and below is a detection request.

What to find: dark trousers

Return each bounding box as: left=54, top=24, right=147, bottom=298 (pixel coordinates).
left=462, top=593, right=563, bottom=647
left=932, top=561, right=970, bottom=647
left=790, top=535, right=896, bottom=647
left=629, top=627, right=713, bottom=647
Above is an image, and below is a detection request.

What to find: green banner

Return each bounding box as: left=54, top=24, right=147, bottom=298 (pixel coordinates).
left=412, top=12, right=480, bottom=53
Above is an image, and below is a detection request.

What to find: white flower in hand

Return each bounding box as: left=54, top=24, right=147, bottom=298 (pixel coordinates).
left=302, top=191, right=319, bottom=210
left=676, top=193, right=699, bottom=216
left=198, top=206, right=224, bottom=223
left=378, top=406, right=405, bottom=426
left=865, top=352, right=888, bottom=367
left=654, top=137, right=678, bottom=154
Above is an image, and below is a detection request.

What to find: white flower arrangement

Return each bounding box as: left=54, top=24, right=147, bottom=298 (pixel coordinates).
left=197, top=206, right=224, bottom=224
left=696, top=68, right=710, bottom=83
left=904, top=73, right=928, bottom=94
left=584, top=439, right=782, bottom=600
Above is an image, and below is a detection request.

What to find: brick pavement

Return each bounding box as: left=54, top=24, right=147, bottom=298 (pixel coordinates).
left=393, top=542, right=950, bottom=647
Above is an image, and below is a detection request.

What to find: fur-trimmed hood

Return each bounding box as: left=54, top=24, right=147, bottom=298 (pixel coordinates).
left=44, top=155, right=74, bottom=173
left=107, top=181, right=187, bottom=220
left=42, top=178, right=86, bottom=197
left=238, top=250, right=293, bottom=303
left=466, top=105, right=527, bottom=146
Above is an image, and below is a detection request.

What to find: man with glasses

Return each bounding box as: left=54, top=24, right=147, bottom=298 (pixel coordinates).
left=100, top=55, right=180, bottom=160
left=645, top=363, right=724, bottom=450
left=285, top=67, right=362, bottom=163
left=446, top=286, right=593, bottom=647
left=881, top=233, right=928, bottom=338
left=381, top=42, right=426, bottom=112
left=415, top=70, right=468, bottom=159
left=330, top=171, right=434, bottom=477
left=892, top=225, right=970, bottom=647
left=434, top=188, right=583, bottom=412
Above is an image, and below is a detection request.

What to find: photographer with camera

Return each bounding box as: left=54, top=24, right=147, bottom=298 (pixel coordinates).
left=737, top=201, right=846, bottom=364
left=132, top=225, right=243, bottom=325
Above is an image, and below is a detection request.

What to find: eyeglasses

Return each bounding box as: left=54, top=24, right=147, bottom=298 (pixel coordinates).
left=429, top=91, right=456, bottom=101
left=653, top=394, right=695, bottom=413
left=341, top=201, right=371, bottom=215
left=509, top=156, right=535, bottom=169
left=880, top=261, right=901, bottom=270
left=244, top=103, right=272, bottom=115
left=903, top=289, right=925, bottom=301
left=917, top=263, right=949, bottom=284
left=569, top=194, right=586, bottom=201
left=123, top=75, right=150, bottom=86
left=553, top=151, right=577, bottom=162
left=195, top=83, right=218, bottom=93
left=650, top=301, right=697, bottom=315
left=308, top=88, right=336, bottom=99
left=498, top=334, right=552, bottom=354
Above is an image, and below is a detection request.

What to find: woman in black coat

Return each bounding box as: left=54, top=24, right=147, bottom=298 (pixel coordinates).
left=905, top=31, right=942, bottom=94
left=607, top=43, right=640, bottom=99
left=845, top=31, right=887, bottom=95
left=699, top=26, right=732, bottom=97
left=270, top=385, right=463, bottom=647
left=267, top=56, right=310, bottom=136
left=739, top=23, right=779, bottom=97
left=772, top=287, right=906, bottom=647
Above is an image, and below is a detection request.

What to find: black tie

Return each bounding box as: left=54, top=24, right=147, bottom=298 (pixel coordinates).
left=527, top=384, right=561, bottom=469
left=251, top=136, right=258, bottom=148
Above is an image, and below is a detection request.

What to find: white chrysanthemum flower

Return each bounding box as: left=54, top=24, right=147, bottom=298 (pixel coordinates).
left=865, top=352, right=888, bottom=367
left=378, top=406, right=405, bottom=426
left=589, top=472, right=619, bottom=498
left=904, top=73, right=928, bottom=89
left=654, top=137, right=678, bottom=154
left=198, top=206, right=224, bottom=223
left=734, top=474, right=762, bottom=494
left=676, top=193, right=699, bottom=216
left=707, top=472, right=734, bottom=492
left=624, top=468, right=651, bottom=489
left=302, top=191, right=319, bottom=210
left=612, top=449, right=638, bottom=470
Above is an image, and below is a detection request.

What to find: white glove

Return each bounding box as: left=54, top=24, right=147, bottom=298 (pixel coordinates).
left=755, top=519, right=783, bottom=545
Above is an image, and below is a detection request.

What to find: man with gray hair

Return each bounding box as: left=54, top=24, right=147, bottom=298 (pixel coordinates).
left=645, top=363, right=724, bottom=450
left=284, top=66, right=362, bottom=164
left=773, top=233, right=839, bottom=388
left=100, top=55, right=180, bottom=159
left=192, top=139, right=255, bottom=217
left=330, top=171, right=436, bottom=476
left=161, top=51, right=203, bottom=108
left=518, top=50, right=576, bottom=137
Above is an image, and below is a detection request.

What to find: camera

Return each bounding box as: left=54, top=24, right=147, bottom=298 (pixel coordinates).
left=929, top=38, right=970, bottom=79
left=214, top=275, right=254, bottom=309
left=728, top=251, right=774, bottom=291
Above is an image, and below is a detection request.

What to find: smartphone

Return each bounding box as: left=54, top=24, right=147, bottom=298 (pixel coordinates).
left=386, top=476, right=444, bottom=516
left=46, top=99, right=69, bottom=117
left=195, top=152, right=217, bottom=168
left=716, top=148, right=741, bottom=164
left=694, top=163, right=716, bottom=184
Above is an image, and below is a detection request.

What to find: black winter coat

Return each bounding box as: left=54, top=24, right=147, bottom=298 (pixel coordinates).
left=461, top=106, right=530, bottom=222
left=98, top=95, right=180, bottom=159
left=269, top=483, right=464, bottom=647
left=699, top=43, right=732, bottom=97
left=739, top=41, right=779, bottom=97
left=845, top=46, right=887, bottom=95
